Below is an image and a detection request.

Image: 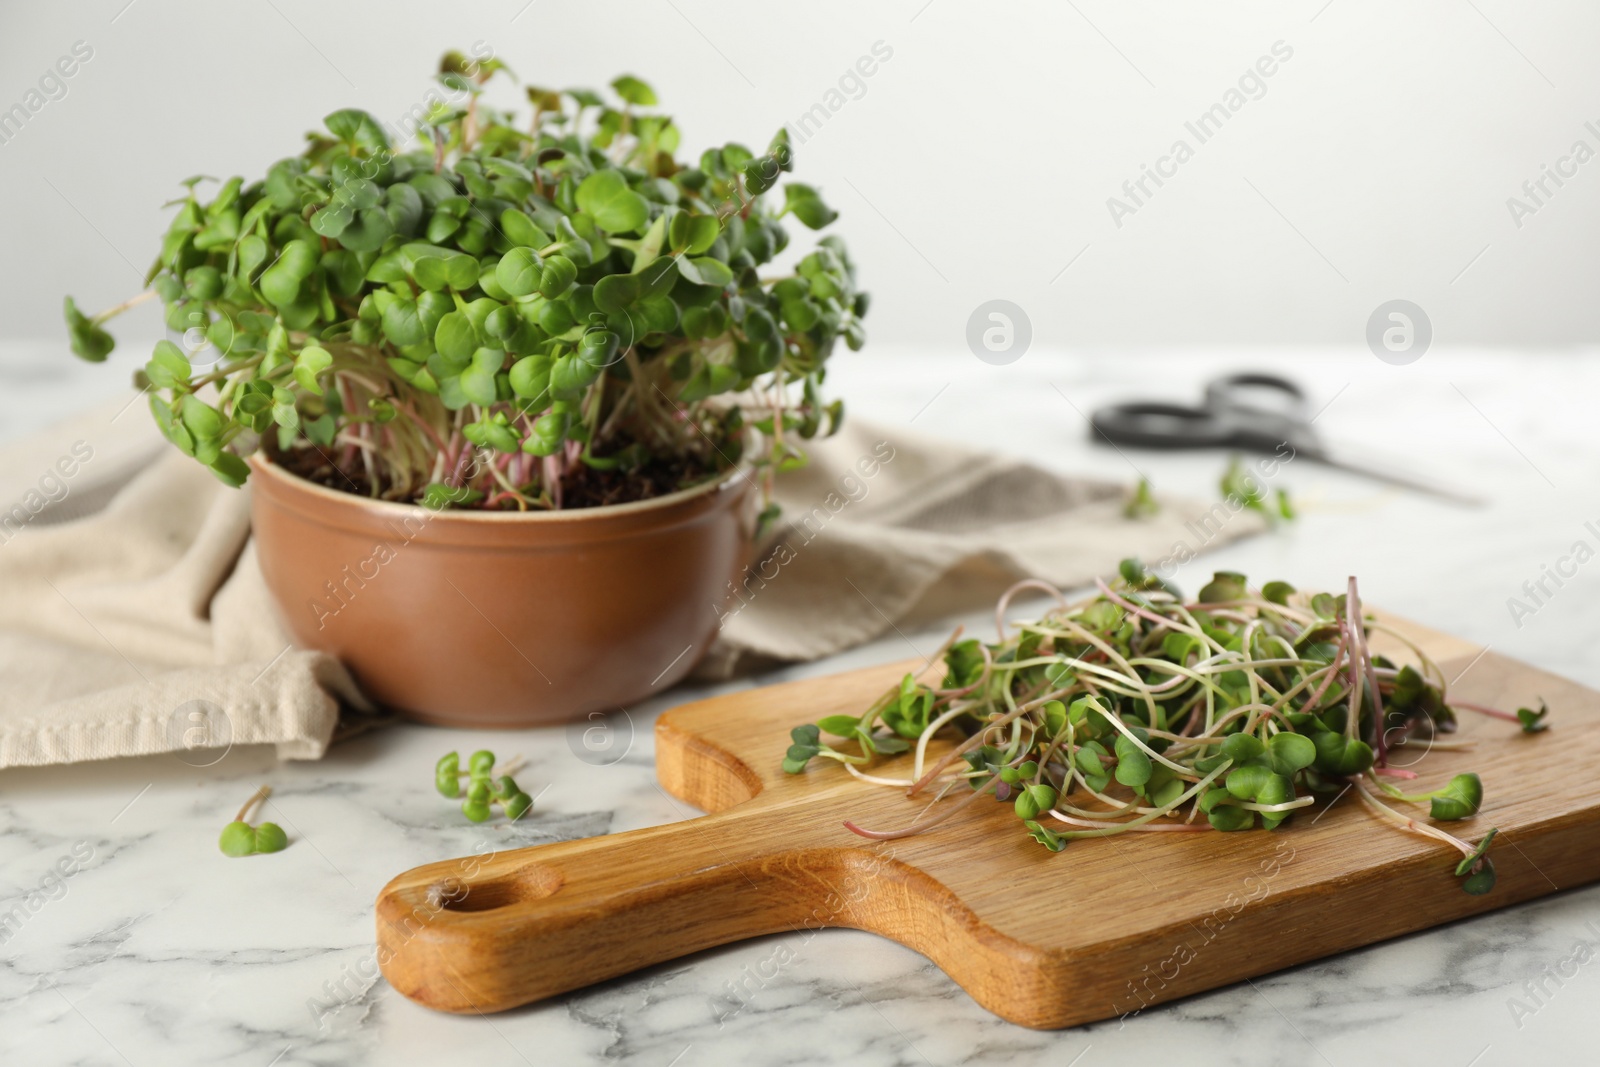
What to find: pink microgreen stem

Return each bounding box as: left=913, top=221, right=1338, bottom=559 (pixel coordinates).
left=1094, top=578, right=1182, bottom=634
left=847, top=773, right=999, bottom=840
left=995, top=578, right=1069, bottom=641
left=1347, top=577, right=1387, bottom=765
left=1449, top=701, right=1521, bottom=724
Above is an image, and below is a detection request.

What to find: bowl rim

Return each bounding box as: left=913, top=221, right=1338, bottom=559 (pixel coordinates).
left=247, top=450, right=756, bottom=525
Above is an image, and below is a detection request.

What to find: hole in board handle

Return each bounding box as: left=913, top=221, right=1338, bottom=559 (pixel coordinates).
left=433, top=865, right=565, bottom=912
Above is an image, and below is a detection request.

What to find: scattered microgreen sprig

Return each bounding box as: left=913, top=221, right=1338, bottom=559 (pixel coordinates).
left=436, top=750, right=534, bottom=822
left=1516, top=700, right=1549, bottom=734
left=218, top=785, right=288, bottom=857
left=783, top=558, right=1548, bottom=895
left=1122, top=476, right=1159, bottom=520
left=1222, top=456, right=1294, bottom=522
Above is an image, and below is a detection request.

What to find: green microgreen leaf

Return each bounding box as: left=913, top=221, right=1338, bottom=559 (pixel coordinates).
left=1455, top=828, right=1498, bottom=894
left=1262, top=580, right=1295, bottom=605
left=817, top=715, right=861, bottom=737
left=497, top=247, right=542, bottom=297
left=1267, top=732, right=1316, bottom=776
left=1198, top=571, right=1248, bottom=604
left=1224, top=762, right=1273, bottom=800
left=781, top=183, right=837, bottom=229
left=64, top=296, right=116, bottom=362
left=435, top=752, right=462, bottom=798
left=1206, top=803, right=1255, bottom=832
left=219, top=822, right=256, bottom=857
left=434, top=751, right=537, bottom=822
left=253, top=823, right=288, bottom=853
left=218, top=786, right=287, bottom=857
left=1113, top=733, right=1153, bottom=789
left=610, top=74, right=658, bottom=107
left=1013, top=784, right=1058, bottom=821
left=575, top=170, right=649, bottom=234
left=1516, top=700, right=1549, bottom=734
left=1255, top=773, right=1295, bottom=830
left=677, top=255, right=733, bottom=289
left=1122, top=476, right=1159, bottom=520
left=1427, top=773, right=1483, bottom=821
left=294, top=345, right=333, bottom=396
left=1023, top=820, right=1066, bottom=852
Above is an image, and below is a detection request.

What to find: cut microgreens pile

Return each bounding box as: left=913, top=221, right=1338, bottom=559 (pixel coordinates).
left=784, top=560, right=1548, bottom=895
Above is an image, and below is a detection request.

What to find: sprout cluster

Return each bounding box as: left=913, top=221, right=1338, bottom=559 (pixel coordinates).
left=786, top=560, right=1548, bottom=895
left=67, top=53, right=866, bottom=510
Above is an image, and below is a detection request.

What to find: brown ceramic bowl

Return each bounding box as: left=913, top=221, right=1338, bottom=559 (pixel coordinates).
left=247, top=455, right=757, bottom=727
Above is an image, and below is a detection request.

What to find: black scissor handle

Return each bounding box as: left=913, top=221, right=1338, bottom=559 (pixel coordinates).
left=1203, top=372, right=1307, bottom=415
left=1089, top=401, right=1234, bottom=449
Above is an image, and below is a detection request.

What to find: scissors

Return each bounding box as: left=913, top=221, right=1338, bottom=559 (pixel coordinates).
left=1088, top=372, right=1482, bottom=506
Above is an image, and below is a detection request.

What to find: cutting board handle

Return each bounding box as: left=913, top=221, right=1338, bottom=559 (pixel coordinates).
left=377, top=801, right=866, bottom=1014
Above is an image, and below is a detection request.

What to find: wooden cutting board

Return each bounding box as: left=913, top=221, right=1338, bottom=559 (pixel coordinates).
left=377, top=616, right=1600, bottom=1028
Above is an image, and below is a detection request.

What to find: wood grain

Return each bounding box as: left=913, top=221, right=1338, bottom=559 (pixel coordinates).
left=376, top=615, right=1600, bottom=1028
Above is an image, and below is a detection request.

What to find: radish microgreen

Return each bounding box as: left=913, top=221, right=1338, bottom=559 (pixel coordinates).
left=218, top=785, right=288, bottom=857
left=63, top=55, right=868, bottom=511
left=1516, top=701, right=1549, bottom=734
left=782, top=561, right=1549, bottom=895
left=435, top=750, right=534, bottom=823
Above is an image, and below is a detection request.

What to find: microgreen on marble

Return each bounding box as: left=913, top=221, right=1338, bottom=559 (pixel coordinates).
left=218, top=785, right=287, bottom=857
left=1221, top=456, right=1294, bottom=523
left=1122, top=477, right=1159, bottom=520
left=436, top=750, right=533, bottom=823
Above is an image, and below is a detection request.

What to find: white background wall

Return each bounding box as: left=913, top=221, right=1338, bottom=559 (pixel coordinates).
left=2, top=0, right=1597, bottom=352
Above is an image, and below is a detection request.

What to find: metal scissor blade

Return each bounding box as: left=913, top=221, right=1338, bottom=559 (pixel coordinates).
left=1307, top=448, right=1486, bottom=508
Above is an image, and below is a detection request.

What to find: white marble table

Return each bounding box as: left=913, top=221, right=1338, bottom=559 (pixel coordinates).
left=2, top=340, right=1597, bottom=1067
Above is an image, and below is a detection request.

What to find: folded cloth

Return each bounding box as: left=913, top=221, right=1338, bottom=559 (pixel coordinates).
left=697, top=418, right=1266, bottom=675
left=0, top=395, right=369, bottom=769
left=0, top=392, right=1262, bottom=768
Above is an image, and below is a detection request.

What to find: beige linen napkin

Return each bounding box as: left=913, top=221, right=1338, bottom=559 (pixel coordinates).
left=699, top=419, right=1266, bottom=675
left=0, top=392, right=1262, bottom=768
left=0, top=397, right=367, bottom=769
